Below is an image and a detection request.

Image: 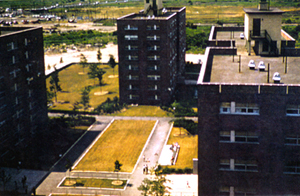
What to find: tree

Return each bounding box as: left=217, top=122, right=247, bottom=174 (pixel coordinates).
left=0, top=170, right=11, bottom=191
left=88, top=64, right=106, bottom=87
left=49, top=67, right=62, bottom=102
left=80, top=86, right=91, bottom=111
left=97, top=49, right=102, bottom=63
left=80, top=53, right=88, bottom=72
left=108, top=54, right=117, bottom=76
left=138, top=174, right=170, bottom=196
left=114, top=160, right=122, bottom=172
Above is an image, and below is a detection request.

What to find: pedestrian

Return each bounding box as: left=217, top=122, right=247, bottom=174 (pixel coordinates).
left=147, top=158, right=150, bottom=162
left=142, top=165, right=145, bottom=174
left=145, top=164, right=148, bottom=174
left=143, top=155, right=145, bottom=162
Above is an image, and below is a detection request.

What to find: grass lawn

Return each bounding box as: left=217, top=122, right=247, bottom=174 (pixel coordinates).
left=60, top=178, right=127, bottom=189
left=167, top=127, right=198, bottom=169
left=74, top=120, right=156, bottom=172
left=47, top=63, right=119, bottom=111
left=114, top=105, right=173, bottom=117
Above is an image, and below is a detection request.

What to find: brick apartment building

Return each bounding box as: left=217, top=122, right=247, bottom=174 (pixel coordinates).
left=198, top=12, right=300, bottom=196
left=117, top=0, right=186, bottom=105
left=0, top=27, right=48, bottom=161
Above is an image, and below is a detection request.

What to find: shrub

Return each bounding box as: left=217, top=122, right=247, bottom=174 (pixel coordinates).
left=183, top=167, right=193, bottom=174
left=94, top=96, right=124, bottom=114
left=173, top=119, right=197, bottom=135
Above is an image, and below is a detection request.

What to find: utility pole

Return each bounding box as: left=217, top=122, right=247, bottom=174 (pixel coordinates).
left=267, top=63, right=270, bottom=83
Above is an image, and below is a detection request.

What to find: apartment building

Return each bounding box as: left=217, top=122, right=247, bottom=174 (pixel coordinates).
left=0, top=27, right=48, bottom=161
left=117, top=0, right=186, bottom=105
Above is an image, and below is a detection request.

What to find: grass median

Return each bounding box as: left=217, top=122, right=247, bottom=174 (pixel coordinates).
left=74, top=120, right=156, bottom=172
left=60, top=177, right=127, bottom=189
left=167, top=127, right=198, bottom=169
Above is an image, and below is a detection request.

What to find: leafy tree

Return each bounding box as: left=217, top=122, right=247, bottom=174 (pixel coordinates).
left=108, top=54, right=117, bottom=76
left=114, top=160, right=122, bottom=172
left=138, top=167, right=170, bottom=196
left=97, top=49, right=102, bottom=63
left=88, top=64, right=106, bottom=87
left=0, top=170, right=11, bottom=191
left=80, top=86, right=91, bottom=111
left=79, top=53, right=88, bottom=72
left=49, top=67, right=62, bottom=102
left=47, top=88, right=55, bottom=107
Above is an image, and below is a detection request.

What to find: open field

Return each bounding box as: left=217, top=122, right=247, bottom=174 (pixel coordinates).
left=60, top=177, right=127, bottom=189
left=74, top=120, right=156, bottom=172
left=167, top=127, right=198, bottom=169
left=47, top=63, right=119, bottom=111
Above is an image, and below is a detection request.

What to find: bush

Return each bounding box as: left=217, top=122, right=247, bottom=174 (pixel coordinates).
left=94, top=96, right=124, bottom=114
left=173, top=119, right=197, bottom=135
left=161, top=167, right=193, bottom=174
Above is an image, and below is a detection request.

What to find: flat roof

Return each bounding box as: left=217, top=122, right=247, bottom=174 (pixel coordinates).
left=0, top=26, right=41, bottom=37
left=243, top=7, right=284, bottom=14
left=117, top=7, right=185, bottom=20
left=207, top=31, right=300, bottom=85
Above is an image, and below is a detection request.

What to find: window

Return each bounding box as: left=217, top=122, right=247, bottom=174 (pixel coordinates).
left=127, top=75, right=139, bottom=80
left=129, top=94, right=139, bottom=100
left=124, top=25, right=138, bottom=30
left=220, top=131, right=258, bottom=143
left=287, top=105, right=300, bottom=116
left=25, top=38, right=28, bottom=46
left=147, top=75, right=160, bottom=80
left=147, top=65, right=160, bottom=71
left=127, top=65, right=138, bottom=70
left=125, top=45, right=138, bottom=51
left=148, top=85, right=159, bottom=90
left=125, top=35, right=138, bottom=40
left=284, top=161, right=300, bottom=174
left=25, top=51, right=29, bottom=59
left=220, top=102, right=259, bottom=115
left=7, top=42, right=17, bottom=51
left=147, top=35, right=160, bottom=41
left=147, top=45, right=160, bottom=51
left=126, top=55, right=138, bottom=60
left=285, top=134, right=300, bottom=145
left=219, top=186, right=256, bottom=196
left=220, top=159, right=258, bottom=172
left=147, top=25, right=160, bottom=30
left=128, top=84, right=139, bottom=90
left=147, top=55, right=160, bottom=61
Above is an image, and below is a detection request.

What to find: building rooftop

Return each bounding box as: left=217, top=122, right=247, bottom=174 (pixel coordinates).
left=202, top=31, right=300, bottom=85
left=117, top=7, right=185, bottom=20
left=0, top=26, right=41, bottom=37
left=243, top=7, right=284, bottom=14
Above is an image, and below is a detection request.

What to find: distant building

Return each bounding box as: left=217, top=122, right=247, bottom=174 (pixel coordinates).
left=0, top=27, right=48, bottom=161
left=243, top=0, right=284, bottom=56
left=117, top=0, right=186, bottom=105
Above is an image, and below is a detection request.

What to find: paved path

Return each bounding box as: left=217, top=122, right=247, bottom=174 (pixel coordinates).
left=36, top=116, right=174, bottom=196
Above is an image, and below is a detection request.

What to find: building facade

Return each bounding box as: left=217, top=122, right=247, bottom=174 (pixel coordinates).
left=117, top=5, right=186, bottom=105
left=0, top=27, right=48, bottom=161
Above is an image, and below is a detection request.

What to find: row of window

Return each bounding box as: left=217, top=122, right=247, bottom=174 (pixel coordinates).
left=125, top=55, right=161, bottom=61
left=127, top=65, right=160, bottom=71
left=124, top=35, right=160, bottom=41
left=219, top=186, right=256, bottom=196
left=220, top=102, right=259, bottom=115
left=128, top=94, right=160, bottom=100
left=220, top=159, right=258, bottom=172
left=220, top=131, right=300, bottom=146
left=126, top=75, right=161, bottom=80
left=124, top=25, right=160, bottom=31
left=128, top=84, right=160, bottom=91
left=124, top=45, right=161, bottom=51
left=220, top=103, right=300, bottom=116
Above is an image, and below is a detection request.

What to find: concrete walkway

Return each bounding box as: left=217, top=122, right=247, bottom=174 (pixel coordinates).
left=36, top=116, right=175, bottom=196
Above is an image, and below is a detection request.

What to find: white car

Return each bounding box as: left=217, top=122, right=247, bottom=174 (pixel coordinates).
left=272, top=72, right=281, bottom=83
left=240, top=33, right=245, bottom=39
left=258, top=61, right=265, bottom=71
left=248, top=60, right=255, bottom=69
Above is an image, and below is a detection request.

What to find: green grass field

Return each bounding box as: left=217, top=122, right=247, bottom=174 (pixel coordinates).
left=60, top=178, right=127, bottom=189
left=74, top=120, right=156, bottom=172
left=114, top=105, right=172, bottom=117
left=47, top=63, right=119, bottom=111
left=167, top=127, right=198, bottom=169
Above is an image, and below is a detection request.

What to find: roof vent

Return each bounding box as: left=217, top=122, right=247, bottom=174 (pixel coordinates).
left=258, top=0, right=269, bottom=11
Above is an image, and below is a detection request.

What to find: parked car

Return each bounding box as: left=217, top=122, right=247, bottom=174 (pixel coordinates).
left=258, top=61, right=265, bottom=71
left=240, top=33, right=245, bottom=39
left=248, top=60, right=255, bottom=69
left=272, top=72, right=281, bottom=83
